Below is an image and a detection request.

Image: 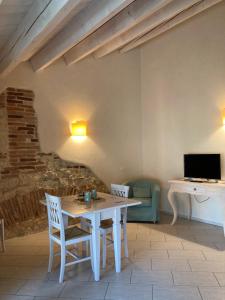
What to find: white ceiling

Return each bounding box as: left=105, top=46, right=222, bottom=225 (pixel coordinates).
left=0, top=0, right=34, bottom=52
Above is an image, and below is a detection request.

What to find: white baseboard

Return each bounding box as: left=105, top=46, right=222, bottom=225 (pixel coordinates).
left=160, top=209, right=223, bottom=227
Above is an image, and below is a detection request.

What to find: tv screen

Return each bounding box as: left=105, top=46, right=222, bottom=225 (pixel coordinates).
left=184, top=154, right=221, bottom=180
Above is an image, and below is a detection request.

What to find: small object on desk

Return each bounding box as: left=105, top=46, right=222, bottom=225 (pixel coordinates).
left=91, top=189, right=97, bottom=200
left=84, top=191, right=91, bottom=202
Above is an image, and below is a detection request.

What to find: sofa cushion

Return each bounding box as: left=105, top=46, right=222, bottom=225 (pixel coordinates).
left=134, top=197, right=152, bottom=207
left=133, top=186, right=151, bottom=198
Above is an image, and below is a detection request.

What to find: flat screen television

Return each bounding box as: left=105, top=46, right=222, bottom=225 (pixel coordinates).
left=184, top=154, right=221, bottom=180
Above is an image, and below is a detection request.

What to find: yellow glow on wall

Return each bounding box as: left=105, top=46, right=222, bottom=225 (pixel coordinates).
left=222, top=109, right=225, bottom=126
left=71, top=121, right=87, bottom=141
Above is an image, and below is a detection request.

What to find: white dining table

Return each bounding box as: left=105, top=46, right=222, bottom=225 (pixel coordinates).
left=42, top=192, right=141, bottom=281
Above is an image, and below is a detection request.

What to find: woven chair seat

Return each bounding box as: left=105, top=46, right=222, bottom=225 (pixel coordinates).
left=100, top=219, right=113, bottom=229
left=84, top=218, right=124, bottom=230
left=54, top=225, right=90, bottom=241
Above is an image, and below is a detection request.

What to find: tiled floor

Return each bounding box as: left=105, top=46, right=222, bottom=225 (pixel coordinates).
left=1, top=214, right=225, bottom=300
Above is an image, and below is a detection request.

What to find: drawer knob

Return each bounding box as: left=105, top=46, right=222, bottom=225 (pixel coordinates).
left=194, top=188, right=197, bottom=191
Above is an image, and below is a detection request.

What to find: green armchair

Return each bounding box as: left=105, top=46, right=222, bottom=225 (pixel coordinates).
left=124, top=179, right=160, bottom=223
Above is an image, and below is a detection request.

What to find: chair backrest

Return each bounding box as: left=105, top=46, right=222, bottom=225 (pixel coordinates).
left=111, top=184, right=129, bottom=198
left=45, top=193, right=65, bottom=237
left=125, top=179, right=153, bottom=198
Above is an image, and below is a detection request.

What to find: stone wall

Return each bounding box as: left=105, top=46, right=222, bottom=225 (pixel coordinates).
left=0, top=88, right=107, bottom=234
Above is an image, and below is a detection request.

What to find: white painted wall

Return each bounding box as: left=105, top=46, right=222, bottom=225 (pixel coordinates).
left=140, top=1, right=225, bottom=225
left=0, top=51, right=142, bottom=187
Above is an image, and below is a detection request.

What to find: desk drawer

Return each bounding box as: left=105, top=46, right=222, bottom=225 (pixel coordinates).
left=174, top=184, right=218, bottom=197
left=189, top=186, right=206, bottom=195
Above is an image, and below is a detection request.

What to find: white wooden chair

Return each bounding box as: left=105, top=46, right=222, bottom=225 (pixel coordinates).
left=45, top=193, right=93, bottom=283
left=0, top=219, right=5, bottom=252
left=81, top=184, right=130, bottom=268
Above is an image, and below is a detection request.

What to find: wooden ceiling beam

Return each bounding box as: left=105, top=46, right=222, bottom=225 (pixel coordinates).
left=30, top=0, right=134, bottom=72
left=121, top=0, right=223, bottom=52
left=63, top=0, right=173, bottom=65
left=94, top=0, right=202, bottom=59
left=0, top=0, right=87, bottom=77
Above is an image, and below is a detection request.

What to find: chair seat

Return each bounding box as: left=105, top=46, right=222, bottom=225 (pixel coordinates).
left=100, top=219, right=113, bottom=229
left=54, top=225, right=90, bottom=241
left=84, top=218, right=123, bottom=230
left=84, top=218, right=113, bottom=229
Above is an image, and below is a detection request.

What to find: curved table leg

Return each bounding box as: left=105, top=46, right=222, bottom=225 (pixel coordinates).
left=188, top=194, right=192, bottom=221
left=168, top=188, right=177, bottom=225
left=223, top=215, right=225, bottom=237
left=223, top=222, right=225, bottom=237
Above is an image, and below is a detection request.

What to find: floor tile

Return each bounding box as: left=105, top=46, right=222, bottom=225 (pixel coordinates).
left=89, top=269, right=131, bottom=283
left=11, top=267, right=48, bottom=280
left=214, top=273, right=225, bottom=286
left=48, top=264, right=92, bottom=282
left=105, top=283, right=153, bottom=300
left=173, top=271, right=219, bottom=286
left=195, top=236, right=224, bottom=243
left=131, top=270, right=173, bottom=285
left=164, top=234, right=182, bottom=242
left=35, top=298, right=80, bottom=300
left=0, top=246, right=40, bottom=256
left=0, top=266, right=19, bottom=279
left=151, top=241, right=183, bottom=250
left=215, top=242, right=225, bottom=251
left=182, top=241, right=217, bottom=251
left=0, top=256, right=48, bottom=267
left=152, top=259, right=191, bottom=271
left=168, top=250, right=205, bottom=259
left=199, top=287, right=225, bottom=300
left=0, top=296, right=34, bottom=300
left=153, top=286, right=202, bottom=300
left=60, top=281, right=108, bottom=299
left=202, top=249, right=225, bottom=260
left=0, top=279, right=26, bottom=294
left=137, top=232, right=165, bottom=242
left=109, top=258, right=151, bottom=272
left=189, top=260, right=225, bottom=272
left=134, top=249, right=168, bottom=259
left=17, top=280, right=64, bottom=297
left=128, top=240, right=150, bottom=250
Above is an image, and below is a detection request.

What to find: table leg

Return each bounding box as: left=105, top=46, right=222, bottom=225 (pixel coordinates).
left=188, top=194, right=192, bottom=221
left=80, top=219, right=89, bottom=256
left=91, top=213, right=101, bottom=281
left=62, top=214, right=68, bottom=228
left=168, top=188, right=177, bottom=225
left=113, top=207, right=121, bottom=273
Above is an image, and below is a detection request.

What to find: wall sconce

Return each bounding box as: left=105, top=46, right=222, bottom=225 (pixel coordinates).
left=222, top=109, right=225, bottom=126
left=71, top=120, right=87, bottom=141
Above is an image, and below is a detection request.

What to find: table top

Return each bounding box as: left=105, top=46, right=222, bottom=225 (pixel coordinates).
left=41, top=192, right=141, bottom=218
left=169, top=179, right=225, bottom=188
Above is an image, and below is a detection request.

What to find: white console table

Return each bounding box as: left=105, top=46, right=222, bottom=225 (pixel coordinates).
left=168, top=180, right=225, bottom=235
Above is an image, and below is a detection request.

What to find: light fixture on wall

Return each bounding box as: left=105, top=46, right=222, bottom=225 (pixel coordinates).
left=222, top=109, right=225, bottom=126
left=71, top=120, right=87, bottom=141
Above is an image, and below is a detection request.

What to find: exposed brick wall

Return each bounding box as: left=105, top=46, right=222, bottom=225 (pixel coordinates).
left=1, top=87, right=45, bottom=178
left=0, top=91, right=8, bottom=171
left=0, top=87, right=108, bottom=232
